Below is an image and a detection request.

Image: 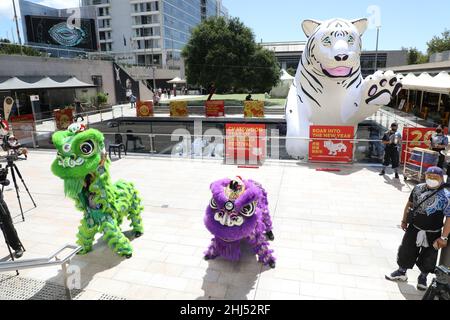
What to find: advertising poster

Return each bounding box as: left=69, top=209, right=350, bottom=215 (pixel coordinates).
left=24, top=15, right=97, bottom=50
left=225, top=124, right=266, bottom=164
left=205, top=100, right=225, bottom=117
left=10, top=114, right=36, bottom=144
left=244, top=101, right=265, bottom=118
left=54, top=108, right=74, bottom=130
left=309, top=126, right=354, bottom=163
left=137, top=101, right=154, bottom=117
left=170, top=101, right=189, bottom=117
left=402, top=127, right=449, bottom=163
left=113, top=63, right=140, bottom=105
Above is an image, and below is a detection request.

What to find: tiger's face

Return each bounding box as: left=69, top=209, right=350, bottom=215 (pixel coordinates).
left=302, top=18, right=368, bottom=79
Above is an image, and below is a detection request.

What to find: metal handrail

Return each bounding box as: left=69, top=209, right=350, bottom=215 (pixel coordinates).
left=0, top=244, right=80, bottom=272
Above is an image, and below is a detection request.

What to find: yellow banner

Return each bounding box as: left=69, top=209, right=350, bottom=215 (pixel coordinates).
left=170, top=101, right=188, bottom=117
left=244, top=101, right=265, bottom=118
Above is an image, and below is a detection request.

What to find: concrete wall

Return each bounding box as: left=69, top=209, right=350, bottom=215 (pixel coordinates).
left=385, top=50, right=408, bottom=68
left=0, top=54, right=117, bottom=104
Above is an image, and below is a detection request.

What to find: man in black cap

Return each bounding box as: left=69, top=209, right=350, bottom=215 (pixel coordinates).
left=385, top=167, right=450, bottom=291
left=380, top=123, right=402, bottom=179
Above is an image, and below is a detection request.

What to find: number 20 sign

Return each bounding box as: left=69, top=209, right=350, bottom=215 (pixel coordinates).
left=402, top=127, right=448, bottom=163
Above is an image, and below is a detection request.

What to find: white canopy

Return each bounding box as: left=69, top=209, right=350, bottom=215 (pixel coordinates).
left=280, top=69, right=295, bottom=81
left=167, top=77, right=187, bottom=84
left=400, top=72, right=450, bottom=95
left=0, top=76, right=96, bottom=90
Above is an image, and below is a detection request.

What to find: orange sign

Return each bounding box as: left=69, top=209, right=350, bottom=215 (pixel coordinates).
left=170, top=101, right=188, bottom=117
left=205, top=100, right=225, bottom=117
left=225, top=123, right=266, bottom=164
left=244, top=101, right=264, bottom=118
left=54, top=108, right=74, bottom=130
left=309, top=126, right=354, bottom=163
left=402, top=127, right=448, bottom=163
left=137, top=101, right=154, bottom=117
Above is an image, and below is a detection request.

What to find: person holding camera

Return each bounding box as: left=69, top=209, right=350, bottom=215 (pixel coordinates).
left=430, top=125, right=448, bottom=169
left=385, top=167, right=450, bottom=291
left=380, top=123, right=402, bottom=179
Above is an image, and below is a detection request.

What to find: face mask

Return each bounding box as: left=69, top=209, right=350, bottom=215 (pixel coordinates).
left=426, top=179, right=441, bottom=189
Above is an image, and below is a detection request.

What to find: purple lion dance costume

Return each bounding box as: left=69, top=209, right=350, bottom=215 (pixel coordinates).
left=204, top=177, right=276, bottom=268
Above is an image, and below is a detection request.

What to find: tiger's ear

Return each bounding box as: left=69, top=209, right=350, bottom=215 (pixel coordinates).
left=302, top=19, right=322, bottom=38
left=351, top=18, right=368, bottom=35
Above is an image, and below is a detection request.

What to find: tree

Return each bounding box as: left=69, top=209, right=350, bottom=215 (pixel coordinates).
left=427, top=30, right=450, bottom=56
left=287, top=67, right=297, bottom=77
left=182, top=17, right=280, bottom=93
left=0, top=38, right=41, bottom=57
left=405, top=47, right=428, bottom=65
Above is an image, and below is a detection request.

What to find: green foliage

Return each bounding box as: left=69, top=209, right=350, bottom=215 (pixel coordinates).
left=0, top=40, right=41, bottom=57
left=427, top=30, right=450, bottom=56
left=406, top=47, right=428, bottom=65
left=97, top=92, right=108, bottom=105
left=182, top=17, right=280, bottom=93
left=286, top=67, right=297, bottom=77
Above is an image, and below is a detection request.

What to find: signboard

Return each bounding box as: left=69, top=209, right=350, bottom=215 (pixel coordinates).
left=137, top=101, right=154, bottom=117
left=225, top=124, right=266, bottom=164
left=24, top=15, right=98, bottom=50
left=3, top=96, right=14, bottom=120
left=244, top=101, right=265, bottom=118
left=309, top=126, right=354, bottom=163
left=170, top=101, right=188, bottom=117
left=205, top=100, right=225, bottom=117
left=402, top=127, right=449, bottom=163
left=54, top=108, right=74, bottom=130
left=10, top=114, right=36, bottom=144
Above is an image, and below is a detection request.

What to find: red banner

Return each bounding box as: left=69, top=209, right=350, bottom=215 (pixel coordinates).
left=225, top=124, right=266, bottom=164
left=205, top=100, right=225, bottom=117
left=402, top=127, right=448, bottom=163
left=309, top=126, right=354, bottom=163
left=54, top=108, right=74, bottom=130
left=137, top=101, right=154, bottom=117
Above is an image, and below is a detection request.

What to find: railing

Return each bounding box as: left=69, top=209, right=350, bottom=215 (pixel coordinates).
left=0, top=244, right=82, bottom=300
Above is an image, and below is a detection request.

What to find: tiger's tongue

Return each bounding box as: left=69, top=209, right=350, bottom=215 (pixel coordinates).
left=325, top=66, right=351, bottom=77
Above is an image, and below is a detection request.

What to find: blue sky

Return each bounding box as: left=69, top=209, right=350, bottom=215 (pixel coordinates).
left=1, top=0, right=448, bottom=53
left=223, top=0, right=450, bottom=52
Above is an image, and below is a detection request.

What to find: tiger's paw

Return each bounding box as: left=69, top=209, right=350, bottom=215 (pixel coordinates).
left=364, top=70, right=402, bottom=106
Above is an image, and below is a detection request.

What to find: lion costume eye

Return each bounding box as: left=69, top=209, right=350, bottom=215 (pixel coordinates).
left=240, top=202, right=256, bottom=217
left=210, top=198, right=218, bottom=210
left=80, top=140, right=95, bottom=156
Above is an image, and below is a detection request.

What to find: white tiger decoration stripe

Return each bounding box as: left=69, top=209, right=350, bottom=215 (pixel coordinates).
left=285, top=18, right=402, bottom=158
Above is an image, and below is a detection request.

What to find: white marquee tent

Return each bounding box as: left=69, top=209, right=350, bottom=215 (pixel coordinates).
left=0, top=77, right=96, bottom=91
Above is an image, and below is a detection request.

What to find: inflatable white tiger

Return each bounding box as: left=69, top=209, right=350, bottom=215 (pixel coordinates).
left=285, top=18, right=402, bottom=158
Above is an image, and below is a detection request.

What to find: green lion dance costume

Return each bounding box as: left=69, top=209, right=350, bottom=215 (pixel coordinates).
left=51, top=123, right=144, bottom=258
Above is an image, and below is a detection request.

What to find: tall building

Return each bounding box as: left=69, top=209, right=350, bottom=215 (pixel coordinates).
left=81, top=0, right=227, bottom=69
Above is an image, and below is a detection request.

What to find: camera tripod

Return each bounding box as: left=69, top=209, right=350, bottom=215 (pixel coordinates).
left=1, top=155, right=36, bottom=222
left=0, top=196, right=25, bottom=276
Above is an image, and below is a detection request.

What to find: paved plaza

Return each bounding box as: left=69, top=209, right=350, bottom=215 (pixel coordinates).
left=0, top=151, right=428, bottom=300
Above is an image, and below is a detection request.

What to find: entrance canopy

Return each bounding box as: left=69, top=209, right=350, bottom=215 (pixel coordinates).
left=167, top=77, right=187, bottom=84
left=0, top=77, right=96, bottom=91
left=400, top=72, right=450, bottom=95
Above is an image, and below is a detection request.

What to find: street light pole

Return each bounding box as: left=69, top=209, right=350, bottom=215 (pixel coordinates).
left=12, top=0, right=23, bottom=55
left=374, top=26, right=381, bottom=73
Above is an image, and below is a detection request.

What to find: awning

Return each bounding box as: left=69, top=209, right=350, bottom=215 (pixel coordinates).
left=0, top=77, right=96, bottom=91
left=400, top=72, right=450, bottom=95
left=280, top=69, right=294, bottom=81
left=167, top=77, right=187, bottom=84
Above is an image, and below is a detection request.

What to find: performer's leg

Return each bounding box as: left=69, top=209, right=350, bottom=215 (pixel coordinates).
left=248, top=231, right=276, bottom=268
left=204, top=238, right=220, bottom=260
left=76, top=218, right=98, bottom=255
left=100, top=218, right=133, bottom=258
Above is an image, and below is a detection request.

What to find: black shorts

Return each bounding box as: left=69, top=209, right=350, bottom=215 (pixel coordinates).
left=384, top=147, right=399, bottom=169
